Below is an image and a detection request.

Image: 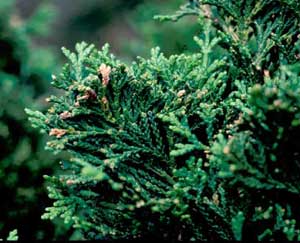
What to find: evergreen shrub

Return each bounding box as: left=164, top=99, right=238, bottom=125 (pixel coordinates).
left=27, top=0, right=300, bottom=240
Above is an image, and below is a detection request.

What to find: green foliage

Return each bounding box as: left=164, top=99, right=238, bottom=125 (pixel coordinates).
left=0, top=229, right=18, bottom=241
left=7, top=229, right=18, bottom=241
left=0, top=0, right=69, bottom=240
left=27, top=0, right=300, bottom=241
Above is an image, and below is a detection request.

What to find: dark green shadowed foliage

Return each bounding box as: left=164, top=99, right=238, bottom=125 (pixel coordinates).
left=0, top=0, right=72, bottom=240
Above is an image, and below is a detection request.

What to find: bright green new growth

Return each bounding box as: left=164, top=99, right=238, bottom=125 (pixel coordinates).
left=27, top=0, right=300, bottom=240
left=0, top=229, right=18, bottom=241
left=7, top=229, right=18, bottom=241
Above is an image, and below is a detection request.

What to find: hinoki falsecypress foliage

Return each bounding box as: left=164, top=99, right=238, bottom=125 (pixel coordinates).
left=27, top=0, right=300, bottom=240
